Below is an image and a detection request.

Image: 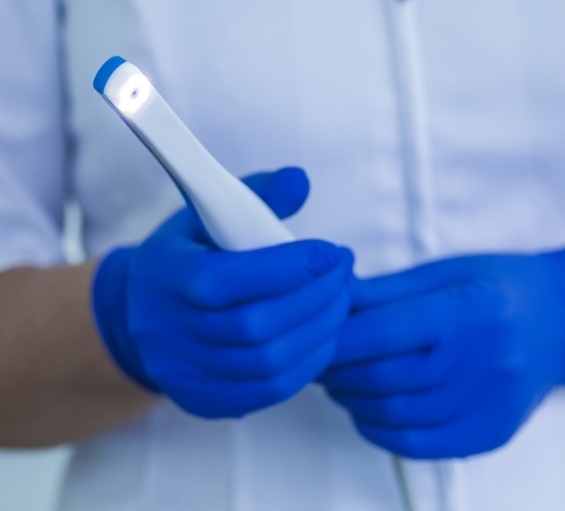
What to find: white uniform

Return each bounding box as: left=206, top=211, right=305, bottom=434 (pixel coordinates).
left=2, top=0, right=565, bottom=509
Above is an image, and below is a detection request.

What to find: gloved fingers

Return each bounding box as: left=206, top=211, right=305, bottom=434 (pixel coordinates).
left=353, top=410, right=514, bottom=459
left=331, top=286, right=468, bottom=366
left=353, top=420, right=449, bottom=459
left=151, top=205, right=210, bottom=244
left=173, top=288, right=350, bottom=380
left=330, top=383, right=462, bottom=430
left=352, top=255, right=484, bottom=311
left=320, top=347, right=453, bottom=396
left=174, top=240, right=353, bottom=309
left=176, top=256, right=353, bottom=345
left=167, top=340, right=336, bottom=418
left=241, top=167, right=310, bottom=220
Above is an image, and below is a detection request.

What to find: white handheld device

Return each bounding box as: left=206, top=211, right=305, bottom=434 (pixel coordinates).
left=94, top=56, right=416, bottom=511
left=93, top=56, right=294, bottom=251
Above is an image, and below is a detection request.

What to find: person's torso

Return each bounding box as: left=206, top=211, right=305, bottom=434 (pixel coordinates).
left=60, top=1, right=565, bottom=510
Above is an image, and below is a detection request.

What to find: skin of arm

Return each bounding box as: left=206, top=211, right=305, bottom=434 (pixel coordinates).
left=0, top=167, right=341, bottom=448
left=0, top=261, right=157, bottom=448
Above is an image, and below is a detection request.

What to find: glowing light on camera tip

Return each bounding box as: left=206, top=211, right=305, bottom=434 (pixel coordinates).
left=116, top=73, right=152, bottom=115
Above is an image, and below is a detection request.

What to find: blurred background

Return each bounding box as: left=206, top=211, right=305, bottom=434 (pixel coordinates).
left=0, top=448, right=70, bottom=511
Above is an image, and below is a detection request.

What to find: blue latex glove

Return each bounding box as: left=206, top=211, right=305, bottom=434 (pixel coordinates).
left=320, top=251, right=565, bottom=459
left=93, top=167, right=354, bottom=418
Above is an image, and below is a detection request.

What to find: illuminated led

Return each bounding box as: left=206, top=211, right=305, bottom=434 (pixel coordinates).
left=116, top=73, right=152, bottom=115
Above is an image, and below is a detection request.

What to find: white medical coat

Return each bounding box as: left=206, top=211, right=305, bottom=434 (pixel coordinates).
left=2, top=1, right=565, bottom=510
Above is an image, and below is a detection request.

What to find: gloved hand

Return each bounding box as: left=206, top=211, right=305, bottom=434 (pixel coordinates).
left=93, top=167, right=354, bottom=418
left=320, top=251, right=565, bottom=459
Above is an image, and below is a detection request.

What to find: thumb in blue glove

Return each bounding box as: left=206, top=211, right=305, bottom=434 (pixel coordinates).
left=93, top=167, right=355, bottom=419
left=320, top=251, right=565, bottom=459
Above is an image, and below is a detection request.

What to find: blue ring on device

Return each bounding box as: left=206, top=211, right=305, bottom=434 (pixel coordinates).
left=93, top=56, right=127, bottom=94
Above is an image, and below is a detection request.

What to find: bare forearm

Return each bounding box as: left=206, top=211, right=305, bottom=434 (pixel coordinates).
left=0, top=262, right=157, bottom=448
